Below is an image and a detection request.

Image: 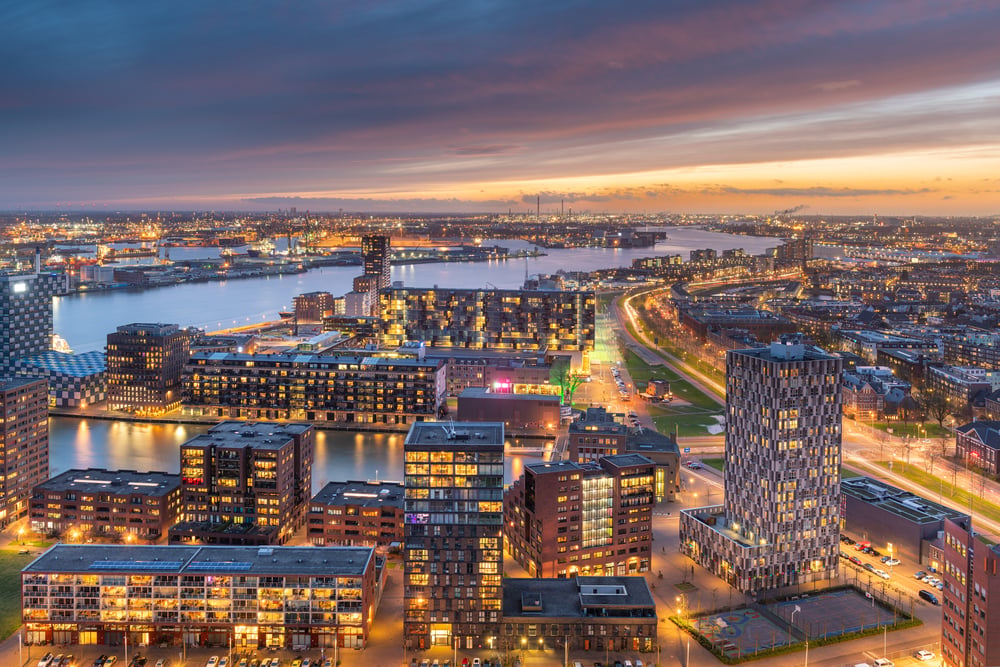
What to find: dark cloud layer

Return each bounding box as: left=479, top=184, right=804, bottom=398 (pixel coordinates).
left=1, top=1, right=999, bottom=211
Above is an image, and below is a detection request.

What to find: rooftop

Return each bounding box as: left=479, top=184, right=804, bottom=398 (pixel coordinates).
left=23, top=544, right=373, bottom=576
left=182, top=421, right=311, bottom=450
left=311, top=480, right=405, bottom=508
left=458, top=387, right=559, bottom=402
left=35, top=469, right=180, bottom=497
left=404, top=421, right=504, bottom=448
left=841, top=477, right=969, bottom=524
left=13, top=350, right=106, bottom=377
left=502, top=576, right=654, bottom=619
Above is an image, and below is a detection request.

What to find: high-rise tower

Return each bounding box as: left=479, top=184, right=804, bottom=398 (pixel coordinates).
left=0, top=272, right=61, bottom=375
left=403, top=422, right=504, bottom=650
left=361, top=234, right=390, bottom=293
left=680, top=335, right=843, bottom=594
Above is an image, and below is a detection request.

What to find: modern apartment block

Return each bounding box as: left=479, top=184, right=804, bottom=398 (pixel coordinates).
left=403, top=421, right=504, bottom=650
left=170, top=421, right=314, bottom=545
left=942, top=517, right=1000, bottom=667
left=680, top=336, right=844, bottom=593
left=504, top=455, right=655, bottom=578
left=183, top=352, right=446, bottom=424
left=0, top=377, right=49, bottom=526
left=362, top=234, right=391, bottom=293
left=30, top=468, right=182, bottom=540
left=106, top=323, right=190, bottom=415
left=293, top=291, right=336, bottom=323
left=0, top=271, right=62, bottom=375
left=21, top=544, right=377, bottom=649
left=378, top=287, right=596, bottom=354
left=308, top=480, right=405, bottom=548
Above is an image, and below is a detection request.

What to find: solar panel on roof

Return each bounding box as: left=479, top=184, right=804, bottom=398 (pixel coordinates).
left=89, top=561, right=184, bottom=571
left=187, top=561, right=253, bottom=571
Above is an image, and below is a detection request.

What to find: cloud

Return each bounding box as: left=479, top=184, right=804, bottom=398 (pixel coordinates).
left=716, top=186, right=932, bottom=197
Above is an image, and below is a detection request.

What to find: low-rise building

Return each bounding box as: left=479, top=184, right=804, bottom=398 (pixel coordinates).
left=30, top=469, right=181, bottom=541
left=955, top=421, right=1000, bottom=475
left=307, top=481, right=404, bottom=548
left=504, top=455, right=655, bottom=578
left=840, top=477, right=968, bottom=566
left=457, top=388, right=561, bottom=429
left=501, top=577, right=657, bottom=654
left=21, top=544, right=378, bottom=649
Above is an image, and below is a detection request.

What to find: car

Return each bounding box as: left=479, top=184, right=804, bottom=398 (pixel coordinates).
left=206, top=659, right=219, bottom=667
left=39, top=654, right=56, bottom=667
left=914, top=651, right=935, bottom=661
left=871, top=549, right=882, bottom=558
left=324, top=661, right=334, bottom=667
left=250, top=661, right=259, bottom=667
left=410, top=661, right=418, bottom=667
left=914, top=571, right=927, bottom=579
left=624, top=661, right=634, bottom=667
left=130, top=657, right=146, bottom=667
left=268, top=660, right=279, bottom=667
left=863, top=563, right=876, bottom=572
left=884, top=558, right=900, bottom=567
left=919, top=589, right=940, bottom=605
left=290, top=659, right=301, bottom=667
left=614, top=661, right=623, bottom=667
left=636, top=661, right=644, bottom=667
left=422, top=660, right=432, bottom=667
left=218, top=659, right=229, bottom=667
left=936, top=581, right=944, bottom=590
left=841, top=536, right=856, bottom=545
left=849, top=556, right=862, bottom=565
left=61, top=656, right=77, bottom=667
left=460, top=660, right=468, bottom=667
left=155, top=660, right=169, bottom=667
left=301, top=660, right=311, bottom=667
left=685, top=461, right=703, bottom=469
left=873, top=659, right=894, bottom=667
left=473, top=660, right=482, bottom=667
left=432, top=660, right=440, bottom=667
left=238, top=660, right=249, bottom=667
left=52, top=657, right=64, bottom=667
left=875, top=569, right=890, bottom=580
left=92, top=657, right=107, bottom=667
left=104, top=659, right=117, bottom=667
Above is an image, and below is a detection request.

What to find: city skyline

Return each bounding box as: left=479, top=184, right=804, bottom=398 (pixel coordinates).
left=3, top=2, right=1000, bottom=215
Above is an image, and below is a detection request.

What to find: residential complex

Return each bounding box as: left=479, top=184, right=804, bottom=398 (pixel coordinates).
left=503, top=455, right=655, bottom=578
left=183, top=352, right=446, bottom=424
left=942, top=517, right=1000, bottom=667
left=680, top=336, right=843, bottom=593
left=106, top=323, right=190, bottom=415
left=0, top=377, right=50, bottom=526
left=378, top=287, right=595, bottom=355
left=308, top=480, right=405, bottom=548
left=403, top=421, right=505, bottom=650
left=13, top=350, right=107, bottom=408
left=30, top=468, right=182, bottom=540
left=21, top=544, right=378, bottom=649
left=170, top=421, right=314, bottom=545
left=0, top=271, right=62, bottom=375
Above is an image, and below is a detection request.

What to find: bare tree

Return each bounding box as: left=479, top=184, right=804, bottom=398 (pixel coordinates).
left=925, top=392, right=951, bottom=427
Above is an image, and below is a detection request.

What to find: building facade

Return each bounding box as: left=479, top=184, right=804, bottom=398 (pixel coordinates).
left=183, top=352, right=447, bottom=424
left=379, top=287, right=595, bottom=354
left=30, top=469, right=182, bottom=540
left=22, top=544, right=377, bottom=649
left=500, top=577, right=657, bottom=654
left=293, top=291, right=335, bottom=323
left=362, top=235, right=391, bottom=293
left=170, top=421, right=314, bottom=545
left=0, top=378, right=49, bottom=526
left=106, top=323, right=190, bottom=415
left=503, top=455, right=655, bottom=579
left=955, top=422, right=1000, bottom=476
left=13, top=350, right=106, bottom=408
left=942, top=517, right=1000, bottom=667
left=307, top=480, right=405, bottom=548
left=403, top=422, right=505, bottom=650
left=0, top=272, right=61, bottom=375
left=680, top=337, right=844, bottom=594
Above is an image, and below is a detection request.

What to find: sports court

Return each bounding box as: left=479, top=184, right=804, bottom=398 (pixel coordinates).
left=693, top=608, right=790, bottom=659
left=767, top=588, right=899, bottom=639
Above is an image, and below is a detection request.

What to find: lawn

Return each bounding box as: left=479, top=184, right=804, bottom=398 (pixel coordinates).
left=703, top=458, right=725, bottom=472
left=622, top=350, right=721, bottom=410
left=876, top=462, right=1000, bottom=525
left=652, top=413, right=722, bottom=438
left=858, top=421, right=951, bottom=439
left=0, top=548, right=38, bottom=640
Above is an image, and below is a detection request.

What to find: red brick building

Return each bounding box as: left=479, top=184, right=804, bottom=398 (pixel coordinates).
left=942, top=517, right=1000, bottom=667
left=0, top=378, right=49, bottom=526
left=503, top=454, right=655, bottom=578
left=308, top=480, right=404, bottom=549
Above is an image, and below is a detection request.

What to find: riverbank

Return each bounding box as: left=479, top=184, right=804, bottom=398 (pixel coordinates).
left=48, top=406, right=559, bottom=441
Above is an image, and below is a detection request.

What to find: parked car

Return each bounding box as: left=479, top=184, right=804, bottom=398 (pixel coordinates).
left=873, top=658, right=894, bottom=667
left=914, top=651, right=935, bottom=661
left=884, top=558, right=900, bottom=567
left=61, top=656, right=76, bottom=667
left=914, top=571, right=927, bottom=579
left=92, top=656, right=107, bottom=667
left=206, top=658, right=219, bottom=667
left=154, top=660, right=169, bottom=667
left=919, top=589, right=940, bottom=605
left=875, top=569, right=890, bottom=580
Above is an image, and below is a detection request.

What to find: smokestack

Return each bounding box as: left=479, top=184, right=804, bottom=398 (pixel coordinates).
left=34, top=246, right=41, bottom=274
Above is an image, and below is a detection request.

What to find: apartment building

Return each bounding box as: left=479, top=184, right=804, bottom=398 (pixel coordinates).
left=0, top=377, right=49, bottom=526
left=106, top=323, right=190, bottom=415
left=307, top=480, right=405, bottom=548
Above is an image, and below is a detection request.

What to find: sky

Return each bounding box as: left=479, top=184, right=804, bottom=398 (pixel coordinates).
left=2, top=1, right=1000, bottom=216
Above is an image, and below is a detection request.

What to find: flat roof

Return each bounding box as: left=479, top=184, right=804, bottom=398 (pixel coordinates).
left=0, top=377, right=46, bottom=391
left=502, top=576, right=654, bottom=619
left=35, top=469, right=180, bottom=497
left=182, top=421, right=310, bottom=451
left=458, top=388, right=559, bottom=401
left=23, top=544, right=373, bottom=576
left=626, top=429, right=680, bottom=455
left=841, top=477, right=969, bottom=524
left=312, top=480, right=404, bottom=508
left=405, top=421, right=504, bottom=447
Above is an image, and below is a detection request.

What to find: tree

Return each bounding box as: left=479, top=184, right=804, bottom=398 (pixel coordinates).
left=925, top=392, right=951, bottom=427
left=550, top=359, right=583, bottom=406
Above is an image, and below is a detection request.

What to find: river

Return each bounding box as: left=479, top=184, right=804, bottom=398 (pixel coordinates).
left=48, top=226, right=775, bottom=486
